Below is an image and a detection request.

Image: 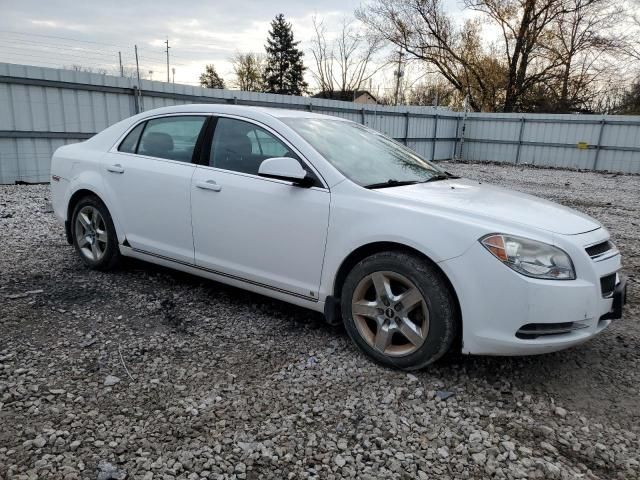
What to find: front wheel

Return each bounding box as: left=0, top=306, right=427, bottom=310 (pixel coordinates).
left=71, top=195, right=120, bottom=271
left=340, top=251, right=458, bottom=370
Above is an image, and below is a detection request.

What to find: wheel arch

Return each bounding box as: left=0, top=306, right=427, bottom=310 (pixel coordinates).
left=65, top=188, right=107, bottom=244
left=331, top=241, right=463, bottom=345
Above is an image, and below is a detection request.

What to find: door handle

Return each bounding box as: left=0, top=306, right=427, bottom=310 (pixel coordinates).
left=196, top=180, right=222, bottom=192
left=107, top=164, right=125, bottom=174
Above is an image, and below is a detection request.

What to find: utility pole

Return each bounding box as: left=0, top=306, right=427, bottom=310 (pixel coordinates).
left=457, top=94, right=470, bottom=161
left=172, top=67, right=175, bottom=83
left=134, top=45, right=143, bottom=111
left=118, top=51, right=124, bottom=77
left=134, top=45, right=141, bottom=85
left=393, top=50, right=404, bottom=106
left=165, top=37, right=170, bottom=83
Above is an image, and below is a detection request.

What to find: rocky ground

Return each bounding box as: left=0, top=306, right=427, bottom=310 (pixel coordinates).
left=0, top=161, right=638, bottom=480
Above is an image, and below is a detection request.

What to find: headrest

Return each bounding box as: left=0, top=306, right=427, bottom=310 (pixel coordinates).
left=142, top=132, right=174, bottom=156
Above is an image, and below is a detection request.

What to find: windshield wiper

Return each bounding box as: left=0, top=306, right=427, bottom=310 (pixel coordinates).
left=364, top=172, right=460, bottom=189
left=424, top=173, right=449, bottom=182
left=363, top=179, right=423, bottom=189
left=424, top=171, right=460, bottom=182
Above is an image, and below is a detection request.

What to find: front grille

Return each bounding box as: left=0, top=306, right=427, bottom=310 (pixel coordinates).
left=586, top=241, right=614, bottom=259
left=516, top=322, right=588, bottom=340
left=600, top=273, right=617, bottom=297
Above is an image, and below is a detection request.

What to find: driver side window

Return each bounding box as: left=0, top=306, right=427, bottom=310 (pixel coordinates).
left=210, top=118, right=296, bottom=175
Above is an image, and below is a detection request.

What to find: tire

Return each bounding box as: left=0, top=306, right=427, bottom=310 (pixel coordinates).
left=71, top=195, right=121, bottom=271
left=340, top=251, right=458, bottom=370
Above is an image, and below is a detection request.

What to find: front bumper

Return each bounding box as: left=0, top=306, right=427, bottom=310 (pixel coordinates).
left=439, top=231, right=625, bottom=356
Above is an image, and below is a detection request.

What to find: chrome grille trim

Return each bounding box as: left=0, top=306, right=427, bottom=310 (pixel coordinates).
left=516, top=321, right=589, bottom=339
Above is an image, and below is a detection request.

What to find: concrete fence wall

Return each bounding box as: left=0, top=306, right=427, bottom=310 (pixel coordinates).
left=1, top=62, right=639, bottom=183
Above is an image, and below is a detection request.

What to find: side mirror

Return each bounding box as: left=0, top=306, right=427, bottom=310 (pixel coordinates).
left=258, top=157, right=313, bottom=187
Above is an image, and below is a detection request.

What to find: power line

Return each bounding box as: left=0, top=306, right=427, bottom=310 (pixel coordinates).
left=0, top=36, right=124, bottom=58
left=0, top=31, right=220, bottom=84
left=0, top=53, right=99, bottom=69
left=0, top=45, right=122, bottom=64
left=0, top=47, right=188, bottom=74
left=0, top=50, right=117, bottom=68
left=0, top=32, right=190, bottom=66
left=0, top=29, right=130, bottom=49
left=135, top=49, right=189, bottom=66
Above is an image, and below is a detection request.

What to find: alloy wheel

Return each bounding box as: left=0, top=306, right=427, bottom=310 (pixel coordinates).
left=351, top=271, right=430, bottom=357
left=74, top=205, right=108, bottom=262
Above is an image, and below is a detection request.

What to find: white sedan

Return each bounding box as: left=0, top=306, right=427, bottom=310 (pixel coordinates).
left=49, top=104, right=627, bottom=370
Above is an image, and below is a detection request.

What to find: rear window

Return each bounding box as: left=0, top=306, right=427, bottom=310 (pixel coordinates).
left=118, top=122, right=145, bottom=153
left=118, top=116, right=207, bottom=163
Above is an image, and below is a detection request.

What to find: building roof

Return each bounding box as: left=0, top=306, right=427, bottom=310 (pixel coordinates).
left=311, top=90, right=377, bottom=102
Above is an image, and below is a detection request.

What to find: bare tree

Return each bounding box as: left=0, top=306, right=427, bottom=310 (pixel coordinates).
left=539, top=0, right=623, bottom=112
left=406, top=79, right=456, bottom=106
left=357, top=0, right=603, bottom=111
left=231, top=52, right=265, bottom=91
left=65, top=64, right=109, bottom=75
left=357, top=0, right=509, bottom=111
left=358, top=0, right=635, bottom=112
left=310, top=16, right=382, bottom=96
left=617, top=81, right=640, bottom=114
left=622, top=0, right=640, bottom=62
left=106, top=65, right=143, bottom=79
left=463, top=0, right=579, bottom=111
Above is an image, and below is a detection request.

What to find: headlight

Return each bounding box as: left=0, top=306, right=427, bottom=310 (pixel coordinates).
left=480, top=234, right=576, bottom=280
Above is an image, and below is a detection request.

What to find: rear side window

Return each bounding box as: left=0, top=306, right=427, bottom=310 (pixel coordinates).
left=118, top=122, right=145, bottom=153
left=128, top=116, right=207, bottom=162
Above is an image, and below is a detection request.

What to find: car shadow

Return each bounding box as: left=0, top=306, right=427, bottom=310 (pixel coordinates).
left=114, top=256, right=638, bottom=428
left=116, top=256, right=333, bottom=332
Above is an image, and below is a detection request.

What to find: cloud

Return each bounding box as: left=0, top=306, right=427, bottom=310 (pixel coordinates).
left=30, top=19, right=89, bottom=32
left=2, top=0, right=463, bottom=88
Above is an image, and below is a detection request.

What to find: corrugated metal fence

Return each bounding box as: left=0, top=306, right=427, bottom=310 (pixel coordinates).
left=1, top=62, right=639, bottom=183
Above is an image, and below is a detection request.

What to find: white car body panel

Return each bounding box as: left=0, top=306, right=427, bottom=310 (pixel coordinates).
left=191, top=165, right=330, bottom=299
left=381, top=178, right=600, bottom=235
left=49, top=104, right=625, bottom=357
left=101, top=150, right=196, bottom=264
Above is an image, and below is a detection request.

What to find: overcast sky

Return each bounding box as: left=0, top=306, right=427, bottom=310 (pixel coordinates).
left=0, top=0, right=463, bottom=89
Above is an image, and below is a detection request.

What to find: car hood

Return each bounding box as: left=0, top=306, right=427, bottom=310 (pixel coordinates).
left=380, top=178, right=600, bottom=235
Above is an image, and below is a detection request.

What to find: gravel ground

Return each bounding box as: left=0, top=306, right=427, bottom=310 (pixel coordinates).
left=0, top=161, right=638, bottom=480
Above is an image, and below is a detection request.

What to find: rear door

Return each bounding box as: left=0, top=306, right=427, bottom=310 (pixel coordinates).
left=191, top=116, right=330, bottom=300
left=102, top=115, right=208, bottom=263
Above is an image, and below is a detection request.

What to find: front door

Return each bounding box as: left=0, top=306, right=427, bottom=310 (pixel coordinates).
left=101, top=115, right=208, bottom=263
left=191, top=116, right=330, bottom=300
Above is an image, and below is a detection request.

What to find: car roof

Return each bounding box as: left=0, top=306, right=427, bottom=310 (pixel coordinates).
left=137, top=104, right=348, bottom=122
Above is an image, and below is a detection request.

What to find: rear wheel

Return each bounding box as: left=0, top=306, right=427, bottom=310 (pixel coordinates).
left=341, top=251, right=458, bottom=370
left=71, top=196, right=120, bottom=270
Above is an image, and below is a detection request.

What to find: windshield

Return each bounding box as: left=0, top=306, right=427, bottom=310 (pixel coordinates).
left=282, top=118, right=445, bottom=187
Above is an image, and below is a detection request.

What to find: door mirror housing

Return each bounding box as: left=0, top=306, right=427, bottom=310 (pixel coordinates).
left=258, top=157, right=312, bottom=187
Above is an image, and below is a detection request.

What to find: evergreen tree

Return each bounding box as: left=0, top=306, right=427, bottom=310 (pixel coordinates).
left=199, top=64, right=225, bottom=89
left=263, top=14, right=308, bottom=95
